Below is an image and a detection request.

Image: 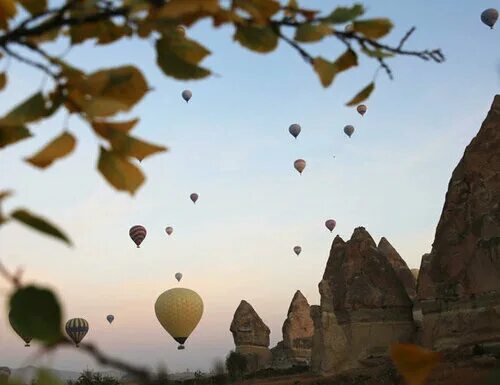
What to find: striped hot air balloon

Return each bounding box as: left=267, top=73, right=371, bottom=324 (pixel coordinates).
left=65, top=318, right=89, bottom=347
left=129, top=225, right=147, bottom=248
left=9, top=311, right=32, bottom=347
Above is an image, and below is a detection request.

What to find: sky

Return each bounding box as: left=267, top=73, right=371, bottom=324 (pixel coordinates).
left=0, top=0, right=499, bottom=375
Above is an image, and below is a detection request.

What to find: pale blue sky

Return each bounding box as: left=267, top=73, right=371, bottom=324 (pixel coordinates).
left=0, top=0, right=499, bottom=374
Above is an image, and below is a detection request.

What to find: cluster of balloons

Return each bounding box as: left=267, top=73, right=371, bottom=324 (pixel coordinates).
left=481, top=8, right=498, bottom=29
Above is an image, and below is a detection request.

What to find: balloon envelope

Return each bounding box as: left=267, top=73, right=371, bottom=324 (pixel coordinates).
left=357, top=104, right=367, bottom=116
left=325, top=219, right=336, bottom=232
left=155, top=288, right=203, bottom=349
left=106, top=315, right=114, bottom=324
left=344, top=125, right=354, bottom=138
left=289, top=124, right=301, bottom=138
left=166, top=226, right=174, bottom=236
left=175, top=272, right=183, bottom=282
left=293, top=246, right=302, bottom=256
left=294, top=159, right=306, bottom=174
left=481, top=8, right=498, bottom=28
left=182, top=90, right=192, bottom=102
left=65, top=318, right=89, bottom=347
left=190, top=193, right=199, bottom=203
left=129, top=225, right=147, bottom=248
left=9, top=311, right=32, bottom=347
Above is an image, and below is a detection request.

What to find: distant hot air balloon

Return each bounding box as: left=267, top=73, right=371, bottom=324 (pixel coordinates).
left=166, top=226, right=174, bottom=236
left=129, top=225, right=147, bottom=248
left=481, top=8, right=498, bottom=29
left=357, top=104, right=367, bottom=116
left=9, top=311, right=32, bottom=347
left=288, top=124, right=301, bottom=139
left=293, top=246, right=302, bottom=256
left=175, top=272, right=183, bottom=282
left=106, top=315, right=114, bottom=324
left=190, top=193, right=199, bottom=204
left=182, top=90, right=192, bottom=103
left=344, top=125, right=354, bottom=138
left=294, top=159, right=306, bottom=175
left=325, top=219, right=336, bottom=232
left=176, top=25, right=186, bottom=37
left=155, top=288, right=204, bottom=350
left=65, top=318, right=89, bottom=347
left=345, top=23, right=353, bottom=32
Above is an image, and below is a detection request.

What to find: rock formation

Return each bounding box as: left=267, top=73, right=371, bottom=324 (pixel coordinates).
left=271, top=291, right=314, bottom=368
left=230, top=300, right=272, bottom=372
left=411, top=269, right=419, bottom=280
left=417, top=95, right=500, bottom=350
left=311, top=229, right=415, bottom=375
left=378, top=237, right=417, bottom=300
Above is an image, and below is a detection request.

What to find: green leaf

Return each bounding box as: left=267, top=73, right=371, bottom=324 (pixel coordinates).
left=156, top=0, right=220, bottom=19
left=352, top=18, right=393, bottom=39
left=326, top=4, right=364, bottom=24
left=0, top=72, right=6, bottom=90
left=294, top=23, right=332, bottom=43
left=11, top=209, right=72, bottom=245
left=346, top=82, right=375, bottom=106
left=17, top=0, right=47, bottom=15
left=234, top=24, right=278, bottom=53
left=0, top=92, right=48, bottom=126
left=313, top=57, right=337, bottom=87
left=9, top=285, right=63, bottom=345
left=0, top=125, right=32, bottom=149
left=361, top=46, right=395, bottom=59
left=333, top=49, right=358, bottom=72
left=25, top=132, right=76, bottom=169
left=97, top=147, right=145, bottom=194
left=156, top=36, right=211, bottom=79
left=36, top=369, right=66, bottom=385
left=233, top=0, right=281, bottom=23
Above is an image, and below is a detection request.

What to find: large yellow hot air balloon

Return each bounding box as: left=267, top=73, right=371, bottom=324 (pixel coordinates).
left=155, top=288, right=203, bottom=350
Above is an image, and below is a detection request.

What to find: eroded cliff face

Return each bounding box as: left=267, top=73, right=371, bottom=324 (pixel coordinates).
left=311, top=228, right=415, bottom=374
left=417, top=95, right=500, bottom=350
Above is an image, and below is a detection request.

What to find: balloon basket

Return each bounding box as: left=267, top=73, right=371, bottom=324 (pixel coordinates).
left=178, top=345, right=185, bottom=350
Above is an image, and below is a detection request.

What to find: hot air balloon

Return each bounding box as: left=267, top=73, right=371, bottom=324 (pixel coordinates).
left=288, top=124, right=301, bottom=139
left=8, top=311, right=31, bottom=347
left=129, top=225, right=147, bottom=248
left=357, top=104, right=367, bottom=116
left=325, top=219, right=336, bottom=232
left=190, top=193, right=199, bottom=204
left=481, top=8, right=498, bottom=29
left=293, top=246, right=302, bottom=256
left=155, top=288, right=203, bottom=350
left=165, top=226, right=174, bottom=236
left=106, top=315, right=114, bottom=324
left=65, top=318, right=89, bottom=347
left=182, top=90, right=192, bottom=103
left=176, top=25, right=186, bottom=37
left=175, top=272, right=183, bottom=282
left=344, top=125, right=354, bottom=138
left=294, top=159, right=306, bottom=175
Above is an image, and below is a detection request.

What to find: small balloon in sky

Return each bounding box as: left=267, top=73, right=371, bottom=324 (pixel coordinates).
left=289, top=124, right=301, bottom=139
left=293, top=246, right=302, bottom=256
left=65, top=318, right=89, bottom=347
left=344, top=125, right=354, bottom=138
left=165, top=226, right=173, bottom=236
left=294, top=159, right=306, bottom=174
left=190, top=193, right=199, bottom=204
left=357, top=104, right=367, bottom=116
left=481, top=8, right=498, bottom=29
left=325, top=219, right=336, bottom=232
left=106, top=315, right=114, bottom=324
left=129, top=225, right=147, bottom=248
left=175, top=272, right=183, bottom=282
left=182, top=90, right=192, bottom=103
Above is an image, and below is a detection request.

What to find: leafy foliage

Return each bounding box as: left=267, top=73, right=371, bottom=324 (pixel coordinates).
left=225, top=351, right=248, bottom=381
left=67, top=371, right=121, bottom=385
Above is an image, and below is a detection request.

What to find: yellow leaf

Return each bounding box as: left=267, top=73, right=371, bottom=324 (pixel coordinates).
left=313, top=57, right=337, bottom=87
left=0, top=125, right=32, bottom=149
left=326, top=4, right=364, bottom=24
left=345, top=82, right=375, bottom=106
left=97, top=147, right=145, bottom=195
left=352, top=18, right=393, bottom=39
left=17, top=0, right=46, bottom=15
left=0, top=0, right=17, bottom=27
left=0, top=72, right=6, bottom=90
left=0, top=92, right=47, bottom=125
left=333, top=49, right=358, bottom=72
left=156, top=0, right=219, bottom=19
left=24, top=132, right=76, bottom=169
left=26, top=27, right=60, bottom=44
left=156, top=36, right=211, bottom=79
left=11, top=209, right=71, bottom=245
left=91, top=119, right=139, bottom=134
left=390, top=343, right=442, bottom=385
left=294, top=23, right=332, bottom=43
left=234, top=0, right=280, bottom=24
left=234, top=24, right=278, bottom=53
